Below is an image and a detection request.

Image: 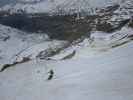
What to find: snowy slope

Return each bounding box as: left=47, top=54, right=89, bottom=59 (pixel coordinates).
left=0, top=23, right=132, bottom=65
left=0, top=16, right=133, bottom=100
left=0, top=24, right=68, bottom=68
left=0, top=35, right=133, bottom=100
left=0, top=0, right=133, bottom=99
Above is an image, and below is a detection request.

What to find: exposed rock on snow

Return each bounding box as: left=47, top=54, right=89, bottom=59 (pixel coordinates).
left=0, top=24, right=68, bottom=69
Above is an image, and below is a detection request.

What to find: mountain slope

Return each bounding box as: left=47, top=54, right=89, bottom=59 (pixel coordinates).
left=0, top=1, right=133, bottom=100
left=0, top=0, right=123, bottom=14
left=0, top=24, right=68, bottom=69
left=0, top=35, right=133, bottom=100
left=0, top=0, right=133, bottom=41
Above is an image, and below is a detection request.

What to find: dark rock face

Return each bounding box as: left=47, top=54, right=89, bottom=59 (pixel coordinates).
left=0, top=13, right=129, bottom=40
left=96, top=18, right=130, bottom=32
left=0, top=13, right=92, bottom=41
left=129, top=18, right=133, bottom=28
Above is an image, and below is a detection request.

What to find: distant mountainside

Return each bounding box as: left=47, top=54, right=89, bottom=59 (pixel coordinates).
left=0, top=0, right=132, bottom=41
left=0, top=0, right=123, bottom=14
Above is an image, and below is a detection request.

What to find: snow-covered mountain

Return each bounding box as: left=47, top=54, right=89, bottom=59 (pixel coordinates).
left=0, top=0, right=133, bottom=100
left=0, top=0, right=123, bottom=14
left=0, top=0, right=133, bottom=62
left=0, top=0, right=133, bottom=41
